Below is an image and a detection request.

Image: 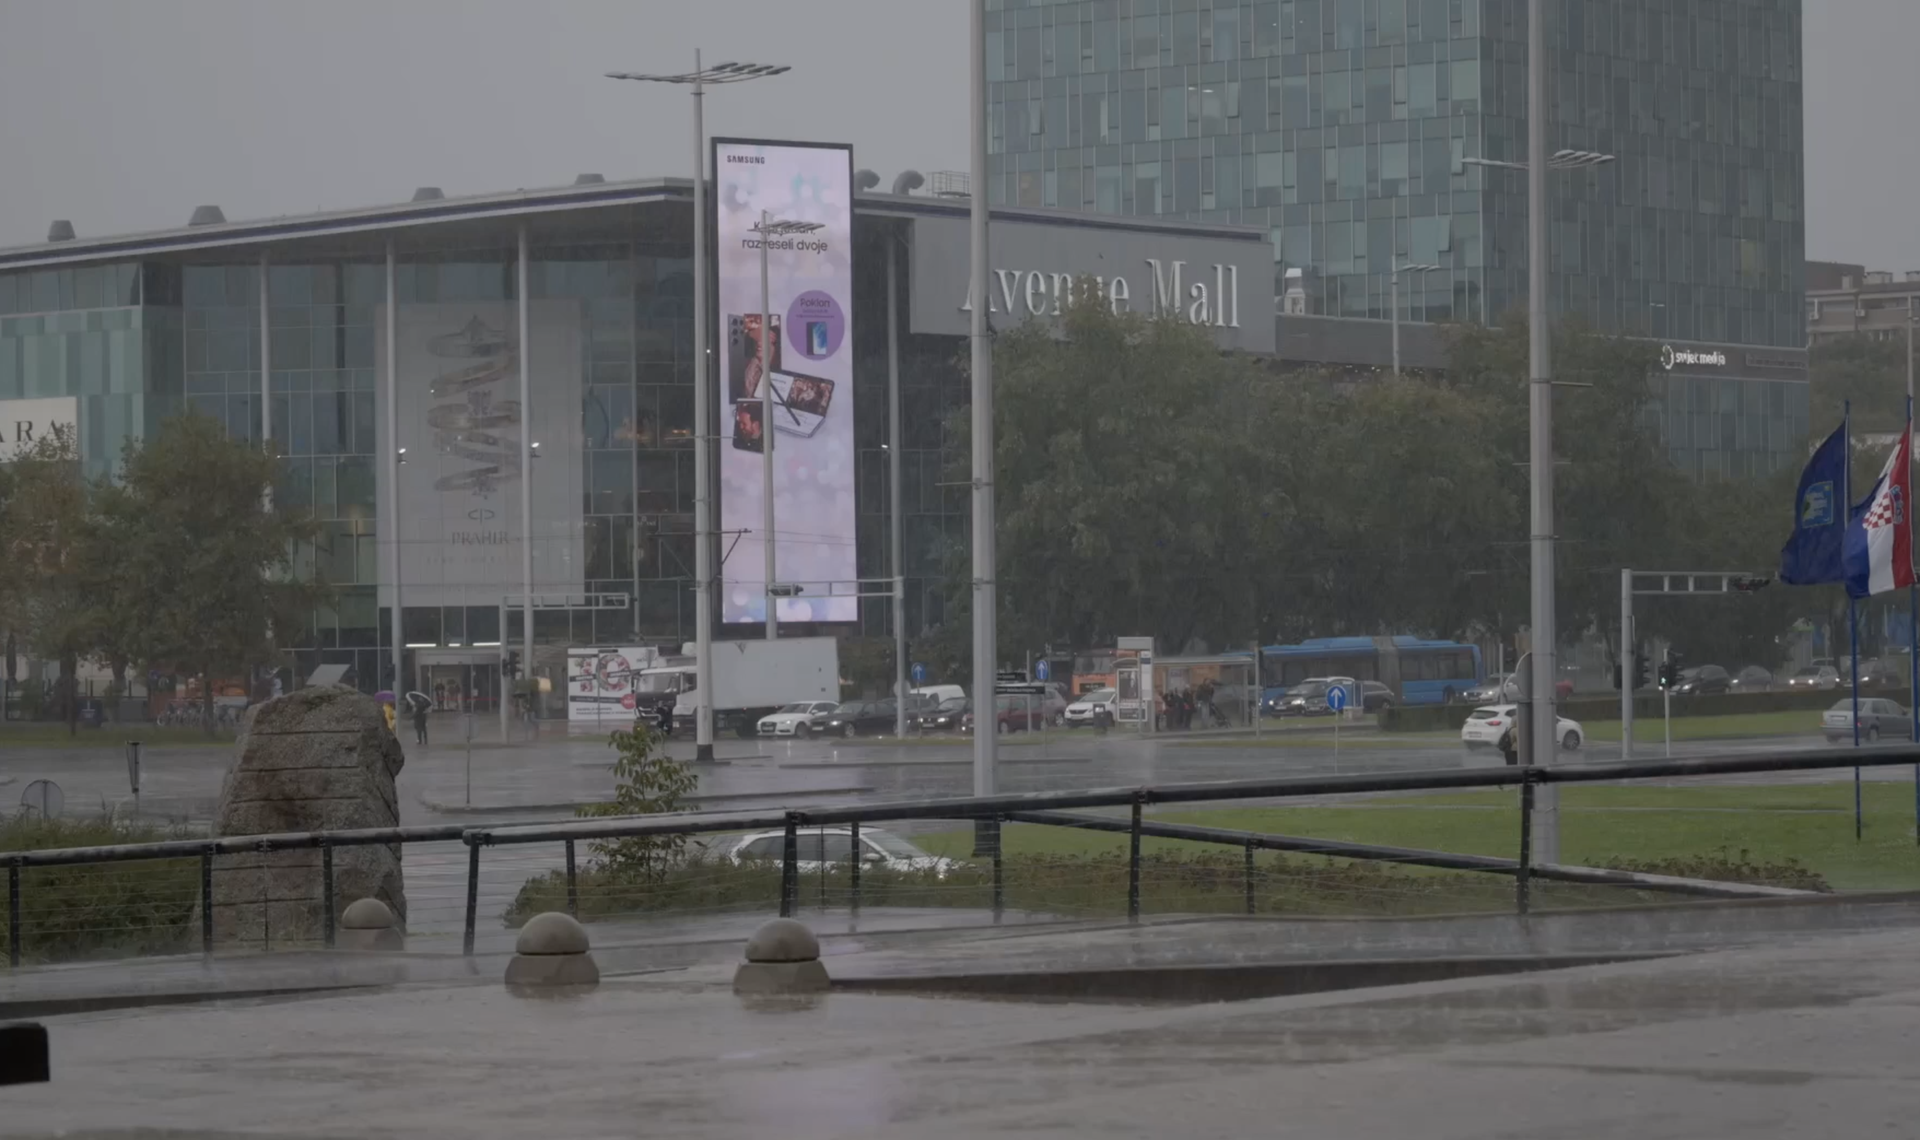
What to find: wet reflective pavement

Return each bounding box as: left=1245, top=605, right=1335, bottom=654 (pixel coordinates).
left=8, top=902, right=1920, bottom=1138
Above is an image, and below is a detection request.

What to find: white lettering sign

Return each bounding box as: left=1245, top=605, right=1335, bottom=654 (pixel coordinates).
left=0, top=397, right=80, bottom=462
left=1659, top=344, right=1729, bottom=371
left=962, top=259, right=1241, bottom=330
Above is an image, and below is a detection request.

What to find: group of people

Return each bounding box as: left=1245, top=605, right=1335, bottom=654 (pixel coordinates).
left=1160, top=680, right=1223, bottom=731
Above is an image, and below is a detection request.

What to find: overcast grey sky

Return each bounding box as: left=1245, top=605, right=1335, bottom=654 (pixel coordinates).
left=0, top=0, right=1913, bottom=269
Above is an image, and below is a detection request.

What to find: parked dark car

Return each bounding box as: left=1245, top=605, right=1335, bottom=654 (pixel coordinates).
left=813, top=699, right=899, bottom=738
left=1669, top=664, right=1732, bottom=696
left=1730, top=665, right=1773, bottom=693
left=910, top=697, right=969, bottom=732
left=1360, top=680, right=1395, bottom=712
left=1824, top=698, right=1916, bottom=743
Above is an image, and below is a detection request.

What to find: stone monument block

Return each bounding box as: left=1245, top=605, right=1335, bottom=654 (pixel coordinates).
left=205, top=686, right=406, bottom=948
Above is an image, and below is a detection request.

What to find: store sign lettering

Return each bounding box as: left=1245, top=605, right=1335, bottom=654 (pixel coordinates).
left=962, top=260, right=1241, bottom=329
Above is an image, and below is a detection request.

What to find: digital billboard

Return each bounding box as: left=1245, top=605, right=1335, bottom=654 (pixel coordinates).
left=713, top=139, right=857, bottom=625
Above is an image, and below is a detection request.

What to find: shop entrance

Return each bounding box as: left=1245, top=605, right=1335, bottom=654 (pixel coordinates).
left=413, top=650, right=501, bottom=714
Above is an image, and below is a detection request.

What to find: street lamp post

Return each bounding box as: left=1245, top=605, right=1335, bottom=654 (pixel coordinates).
left=1390, top=262, right=1439, bottom=378
left=969, top=0, right=998, bottom=817
left=607, top=56, right=790, bottom=761
left=1461, top=23, right=1618, bottom=862
left=751, top=213, right=824, bottom=640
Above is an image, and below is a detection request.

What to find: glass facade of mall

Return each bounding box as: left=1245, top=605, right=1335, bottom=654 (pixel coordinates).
left=984, top=0, right=1808, bottom=473
left=0, top=197, right=971, bottom=693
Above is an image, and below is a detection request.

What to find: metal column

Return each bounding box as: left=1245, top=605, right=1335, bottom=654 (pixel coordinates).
left=888, top=235, right=907, bottom=738
left=969, top=0, right=998, bottom=801
left=1620, top=568, right=1633, bottom=762
left=259, top=253, right=271, bottom=457
left=386, top=242, right=404, bottom=703
left=691, top=50, right=717, bottom=762
left=517, top=226, right=534, bottom=719
left=760, top=212, right=778, bottom=641
left=1525, top=0, right=1559, bottom=863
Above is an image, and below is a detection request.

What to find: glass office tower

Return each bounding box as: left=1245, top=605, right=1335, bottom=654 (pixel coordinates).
left=983, top=0, right=1805, bottom=349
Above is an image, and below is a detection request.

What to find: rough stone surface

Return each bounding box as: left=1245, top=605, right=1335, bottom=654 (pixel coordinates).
left=516, top=911, right=591, bottom=955
left=744, top=918, right=820, bottom=963
left=504, top=952, right=600, bottom=989
left=340, top=897, right=397, bottom=930
left=732, top=958, right=831, bottom=994
left=203, top=686, right=405, bottom=947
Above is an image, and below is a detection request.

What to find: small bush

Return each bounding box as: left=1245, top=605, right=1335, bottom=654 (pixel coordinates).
left=0, top=813, right=199, bottom=963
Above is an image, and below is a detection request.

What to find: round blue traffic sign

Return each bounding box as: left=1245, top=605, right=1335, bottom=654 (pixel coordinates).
left=1325, top=684, right=1350, bottom=712
left=1035, top=660, right=1051, bottom=681
left=911, top=662, right=927, bottom=685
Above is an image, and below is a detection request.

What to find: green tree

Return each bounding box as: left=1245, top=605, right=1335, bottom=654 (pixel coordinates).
left=576, top=721, right=698, bottom=878
left=1810, top=335, right=1906, bottom=435
left=0, top=427, right=111, bottom=731
left=93, top=412, right=325, bottom=731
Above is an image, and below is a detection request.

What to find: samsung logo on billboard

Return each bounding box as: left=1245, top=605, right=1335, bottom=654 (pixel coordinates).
left=962, top=260, right=1242, bottom=329
left=726, top=155, right=765, bottom=164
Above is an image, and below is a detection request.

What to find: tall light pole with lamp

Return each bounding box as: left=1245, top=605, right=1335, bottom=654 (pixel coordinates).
left=606, top=55, right=790, bottom=762
left=751, top=213, right=825, bottom=639
left=1463, top=19, right=1618, bottom=862
left=1390, top=262, right=1439, bottom=378
left=969, top=0, right=999, bottom=819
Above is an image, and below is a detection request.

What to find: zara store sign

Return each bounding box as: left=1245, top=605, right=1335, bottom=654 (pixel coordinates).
left=909, top=213, right=1275, bottom=353
left=0, top=397, right=79, bottom=462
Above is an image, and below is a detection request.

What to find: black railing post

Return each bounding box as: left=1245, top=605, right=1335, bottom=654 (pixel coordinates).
left=991, top=815, right=1005, bottom=924
left=1243, top=839, right=1256, bottom=916
left=200, top=846, right=215, bottom=955
left=564, top=840, right=579, bottom=918
left=320, top=841, right=336, bottom=948
left=462, top=836, right=481, bottom=956
left=848, top=819, right=862, bottom=914
left=1128, top=794, right=1144, bottom=922
left=1517, top=771, right=1535, bottom=916
left=7, top=859, right=21, bottom=968
left=780, top=814, right=800, bottom=918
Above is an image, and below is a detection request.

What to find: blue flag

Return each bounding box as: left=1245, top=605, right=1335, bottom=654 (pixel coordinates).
left=1780, top=422, right=1848, bottom=585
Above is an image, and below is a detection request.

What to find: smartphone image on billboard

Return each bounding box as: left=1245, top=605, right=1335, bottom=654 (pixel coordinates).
left=727, top=314, right=781, bottom=403
left=766, top=371, right=834, bottom=439
left=730, top=400, right=765, bottom=453
left=806, top=321, right=830, bottom=357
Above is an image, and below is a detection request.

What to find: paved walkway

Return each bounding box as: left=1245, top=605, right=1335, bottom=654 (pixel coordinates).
left=6, top=907, right=1920, bottom=1138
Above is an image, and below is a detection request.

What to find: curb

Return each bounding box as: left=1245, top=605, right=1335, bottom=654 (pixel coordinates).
left=417, top=785, right=878, bottom=815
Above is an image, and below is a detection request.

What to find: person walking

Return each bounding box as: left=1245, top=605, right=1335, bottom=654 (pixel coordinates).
left=408, top=691, right=430, bottom=747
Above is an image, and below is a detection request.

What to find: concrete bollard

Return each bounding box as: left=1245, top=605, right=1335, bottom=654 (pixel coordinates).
left=505, top=911, right=600, bottom=991
left=336, top=897, right=404, bottom=951
left=733, top=918, right=830, bottom=995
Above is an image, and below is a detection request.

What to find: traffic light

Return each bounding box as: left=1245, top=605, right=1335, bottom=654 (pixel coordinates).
left=1612, top=660, right=1623, bottom=691
left=1633, top=653, right=1650, bottom=692
left=504, top=650, right=520, bottom=681
left=1657, top=653, right=1680, bottom=689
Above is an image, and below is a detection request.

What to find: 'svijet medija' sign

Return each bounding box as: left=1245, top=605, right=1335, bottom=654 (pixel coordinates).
left=962, top=259, right=1243, bottom=330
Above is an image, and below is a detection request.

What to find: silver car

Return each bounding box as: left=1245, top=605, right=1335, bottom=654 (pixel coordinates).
left=1823, top=698, right=1916, bottom=744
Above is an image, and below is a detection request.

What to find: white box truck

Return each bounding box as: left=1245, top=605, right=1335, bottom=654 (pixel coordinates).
left=651, top=636, right=839, bottom=737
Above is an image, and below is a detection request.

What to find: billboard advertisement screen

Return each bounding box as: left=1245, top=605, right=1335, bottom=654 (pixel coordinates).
left=374, top=301, right=585, bottom=610
left=713, top=139, right=857, bottom=625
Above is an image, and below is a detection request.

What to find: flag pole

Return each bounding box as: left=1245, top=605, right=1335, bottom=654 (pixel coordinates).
left=1847, top=401, right=1862, bottom=841
left=1908, top=394, right=1918, bottom=846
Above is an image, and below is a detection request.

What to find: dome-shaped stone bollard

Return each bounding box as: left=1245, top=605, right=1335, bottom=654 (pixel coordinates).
left=733, top=918, right=830, bottom=995
left=336, top=897, right=404, bottom=951
left=505, top=912, right=600, bottom=990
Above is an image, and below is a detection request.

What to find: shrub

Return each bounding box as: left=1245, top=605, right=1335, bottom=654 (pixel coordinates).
left=573, top=721, right=698, bottom=880
left=1595, top=847, right=1831, bottom=893
left=0, top=813, right=199, bottom=962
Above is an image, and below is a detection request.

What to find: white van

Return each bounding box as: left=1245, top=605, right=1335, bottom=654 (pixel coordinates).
left=911, top=684, right=967, bottom=707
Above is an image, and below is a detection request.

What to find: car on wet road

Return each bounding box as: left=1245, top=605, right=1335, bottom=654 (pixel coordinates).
left=1064, top=688, right=1117, bottom=727
left=756, top=701, right=840, bottom=737
left=1459, top=704, right=1585, bottom=752
left=725, top=826, right=954, bottom=875
left=1822, top=698, right=1916, bottom=743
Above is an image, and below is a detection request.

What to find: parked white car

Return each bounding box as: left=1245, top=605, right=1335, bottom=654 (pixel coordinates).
left=1785, top=665, right=1841, bottom=691
left=1063, top=687, right=1118, bottom=726
left=756, top=701, right=840, bottom=737
left=1459, top=704, right=1585, bottom=752
left=725, top=827, right=953, bottom=875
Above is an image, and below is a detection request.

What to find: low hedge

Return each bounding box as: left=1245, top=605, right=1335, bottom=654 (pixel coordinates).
left=502, top=848, right=1827, bottom=928
left=1379, top=683, right=1904, bottom=733
left=0, top=814, right=199, bottom=963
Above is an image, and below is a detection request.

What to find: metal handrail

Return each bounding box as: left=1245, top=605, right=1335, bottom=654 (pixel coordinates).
left=3, top=746, right=1912, bottom=967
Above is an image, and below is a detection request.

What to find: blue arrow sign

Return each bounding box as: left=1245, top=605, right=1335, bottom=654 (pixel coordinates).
left=1325, top=684, right=1350, bottom=712
left=1035, top=660, right=1050, bottom=681
left=911, top=662, right=927, bottom=685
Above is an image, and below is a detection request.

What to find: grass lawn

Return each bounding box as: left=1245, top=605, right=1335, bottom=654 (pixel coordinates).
left=911, top=780, right=1920, bottom=893
left=1577, top=709, right=1823, bottom=743
left=0, top=724, right=237, bottom=748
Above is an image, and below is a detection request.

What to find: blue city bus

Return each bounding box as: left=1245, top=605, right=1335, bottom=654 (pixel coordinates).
left=1260, top=636, right=1483, bottom=706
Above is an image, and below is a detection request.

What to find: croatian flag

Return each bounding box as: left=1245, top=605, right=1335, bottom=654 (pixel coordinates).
left=1843, top=424, right=1915, bottom=599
